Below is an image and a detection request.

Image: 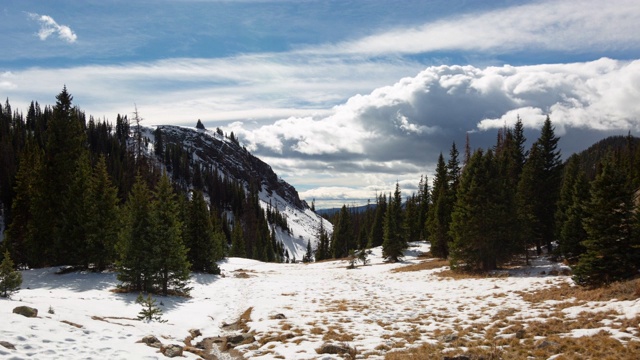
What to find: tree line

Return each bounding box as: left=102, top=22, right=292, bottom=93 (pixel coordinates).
left=0, top=88, right=293, bottom=295
left=321, top=116, right=640, bottom=286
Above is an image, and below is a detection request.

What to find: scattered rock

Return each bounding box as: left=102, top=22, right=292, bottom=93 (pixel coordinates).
left=443, top=356, right=471, bottom=360
left=189, top=328, right=202, bottom=338
left=161, top=344, right=183, bottom=358
left=13, top=306, right=38, bottom=318
left=226, top=333, right=255, bottom=345
left=272, top=313, right=286, bottom=320
left=535, top=340, right=560, bottom=349
left=139, top=335, right=162, bottom=348
left=0, top=341, right=16, bottom=350
left=316, top=342, right=357, bottom=357
left=439, top=333, right=458, bottom=343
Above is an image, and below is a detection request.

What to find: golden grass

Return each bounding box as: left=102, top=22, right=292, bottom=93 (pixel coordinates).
left=519, top=277, right=640, bottom=303
left=391, top=259, right=449, bottom=273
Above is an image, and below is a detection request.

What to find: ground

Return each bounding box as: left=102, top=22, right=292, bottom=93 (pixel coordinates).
left=0, top=243, right=638, bottom=359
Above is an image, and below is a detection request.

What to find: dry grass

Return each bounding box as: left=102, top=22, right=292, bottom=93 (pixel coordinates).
left=519, top=277, right=640, bottom=303
left=391, top=259, right=449, bottom=273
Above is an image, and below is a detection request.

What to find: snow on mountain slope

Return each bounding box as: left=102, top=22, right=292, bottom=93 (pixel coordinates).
left=141, top=124, right=331, bottom=258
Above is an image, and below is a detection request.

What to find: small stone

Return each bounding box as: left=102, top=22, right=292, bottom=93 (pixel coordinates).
left=273, top=313, right=286, bottom=319
left=189, top=328, right=202, bottom=338
left=0, top=341, right=16, bottom=350
left=139, top=335, right=162, bottom=348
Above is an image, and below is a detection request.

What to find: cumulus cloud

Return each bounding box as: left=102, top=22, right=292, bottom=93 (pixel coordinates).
left=28, top=13, right=77, bottom=43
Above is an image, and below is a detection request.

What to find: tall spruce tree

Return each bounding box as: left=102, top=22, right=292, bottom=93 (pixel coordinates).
left=536, top=116, right=563, bottom=252
left=382, top=183, right=405, bottom=262
left=517, top=144, right=546, bottom=257
left=84, top=156, right=120, bottom=270
left=186, top=190, right=223, bottom=274
left=331, top=205, right=354, bottom=258
left=573, top=158, right=639, bottom=286
left=314, top=219, right=330, bottom=261
left=555, top=155, right=589, bottom=261
left=152, top=173, right=191, bottom=295
left=0, top=250, right=22, bottom=298
left=116, top=175, right=157, bottom=292
left=426, top=153, right=451, bottom=259
left=368, top=194, right=387, bottom=248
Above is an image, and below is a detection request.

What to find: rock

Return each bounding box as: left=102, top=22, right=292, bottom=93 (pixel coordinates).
left=189, top=328, right=202, bottom=338
left=515, top=329, right=526, bottom=339
left=439, top=333, right=458, bottom=343
left=226, top=333, right=255, bottom=345
left=273, top=313, right=286, bottom=319
left=0, top=341, right=16, bottom=350
left=139, top=335, right=162, bottom=348
left=316, top=342, right=357, bottom=357
left=443, top=356, right=471, bottom=360
left=535, top=340, right=560, bottom=349
left=13, top=306, right=38, bottom=318
left=161, top=344, right=183, bottom=358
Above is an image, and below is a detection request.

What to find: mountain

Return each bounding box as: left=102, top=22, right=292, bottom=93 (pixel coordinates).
left=145, top=124, right=332, bottom=260
left=571, top=134, right=639, bottom=179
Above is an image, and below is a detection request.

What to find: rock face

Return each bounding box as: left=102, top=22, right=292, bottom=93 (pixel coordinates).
left=155, top=125, right=307, bottom=210
left=12, top=306, right=38, bottom=318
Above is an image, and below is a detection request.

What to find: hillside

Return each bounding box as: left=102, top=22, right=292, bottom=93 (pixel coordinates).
left=2, top=243, right=638, bottom=359
left=143, top=124, right=331, bottom=260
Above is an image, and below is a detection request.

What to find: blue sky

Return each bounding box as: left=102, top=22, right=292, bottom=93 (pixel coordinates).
left=2, top=0, right=640, bottom=208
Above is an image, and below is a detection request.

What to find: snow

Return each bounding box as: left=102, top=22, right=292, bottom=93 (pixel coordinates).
left=1, top=243, right=639, bottom=359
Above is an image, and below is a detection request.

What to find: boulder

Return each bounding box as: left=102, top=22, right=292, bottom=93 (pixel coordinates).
left=161, top=344, right=183, bottom=358
left=13, top=306, right=38, bottom=318
left=316, top=342, right=357, bottom=357
left=226, top=333, right=255, bottom=345
left=139, top=335, right=162, bottom=348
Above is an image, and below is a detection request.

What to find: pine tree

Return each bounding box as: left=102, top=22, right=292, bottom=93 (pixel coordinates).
left=368, top=194, right=387, bottom=248
left=516, top=144, right=546, bottom=257
left=314, top=219, right=330, bottom=261
left=573, top=158, right=639, bottom=286
left=426, top=153, right=451, bottom=259
left=230, top=222, right=246, bottom=258
left=85, top=155, right=120, bottom=271
left=186, top=190, right=222, bottom=274
left=0, top=250, right=22, bottom=298
left=382, top=183, right=405, bottom=262
left=331, top=205, right=354, bottom=258
left=555, top=155, right=589, bottom=261
left=136, top=293, right=166, bottom=322
left=153, top=173, right=191, bottom=295
left=117, top=175, right=157, bottom=292
left=303, top=240, right=313, bottom=263
left=536, top=116, right=563, bottom=253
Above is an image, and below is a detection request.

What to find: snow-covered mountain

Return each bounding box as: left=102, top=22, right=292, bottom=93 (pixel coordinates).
left=143, top=124, right=332, bottom=261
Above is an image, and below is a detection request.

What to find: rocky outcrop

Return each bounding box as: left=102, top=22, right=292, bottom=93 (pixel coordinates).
left=160, top=344, right=183, bottom=358
left=316, top=342, right=357, bottom=357
left=156, top=125, right=307, bottom=210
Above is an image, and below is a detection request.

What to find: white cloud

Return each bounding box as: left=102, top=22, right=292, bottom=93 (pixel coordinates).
left=28, top=13, right=77, bottom=43
left=302, top=0, right=640, bottom=56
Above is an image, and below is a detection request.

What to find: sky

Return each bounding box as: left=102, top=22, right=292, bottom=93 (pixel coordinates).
left=1, top=0, right=640, bottom=208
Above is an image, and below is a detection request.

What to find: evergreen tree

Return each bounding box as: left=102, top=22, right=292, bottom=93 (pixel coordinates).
left=426, top=153, right=451, bottom=258
left=555, top=155, right=589, bottom=261
left=314, top=219, right=330, bottom=261
left=516, top=144, right=546, bottom=257
left=368, top=194, right=387, bottom=248
left=449, top=150, right=512, bottom=271
left=0, top=250, right=22, bottom=298
left=117, top=175, right=157, bottom=292
left=85, top=156, right=120, bottom=271
left=417, top=175, right=430, bottom=241
left=230, top=222, right=246, bottom=258
left=536, top=116, right=563, bottom=252
left=153, top=173, right=191, bottom=295
left=331, top=205, right=354, bottom=258
left=382, top=183, right=405, bottom=262
left=136, top=293, right=166, bottom=322
left=573, top=158, right=639, bottom=286
left=303, top=240, right=313, bottom=263
left=186, top=190, right=223, bottom=274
